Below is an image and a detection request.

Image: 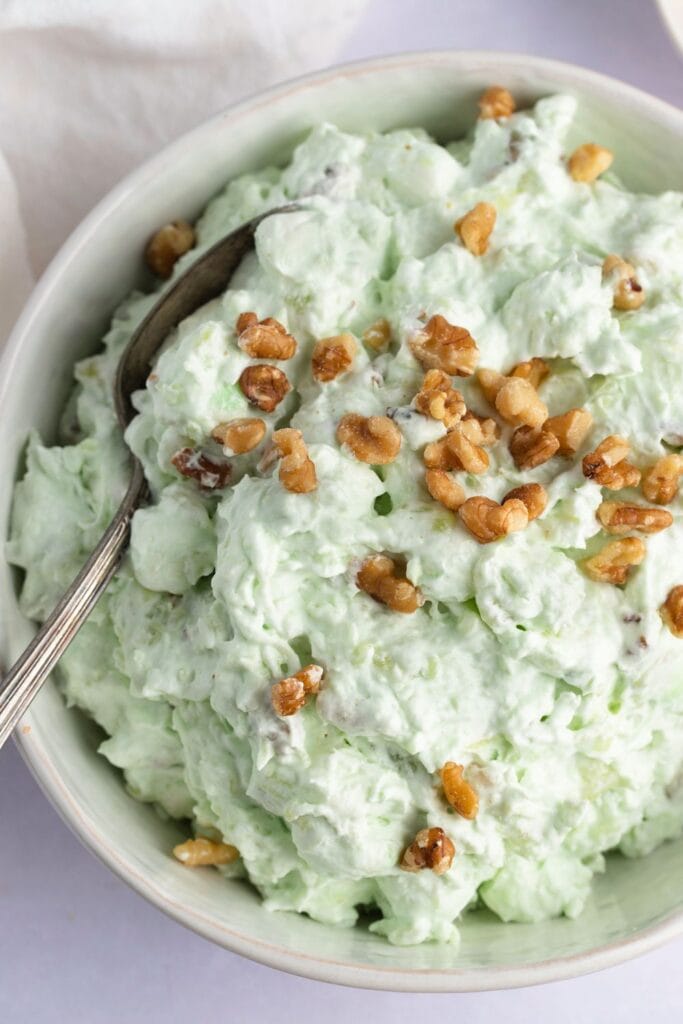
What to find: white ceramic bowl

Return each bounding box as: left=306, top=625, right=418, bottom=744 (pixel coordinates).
left=3, top=51, right=683, bottom=992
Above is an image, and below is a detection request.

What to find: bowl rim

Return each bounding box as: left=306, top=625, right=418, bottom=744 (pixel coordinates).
left=5, top=49, right=683, bottom=992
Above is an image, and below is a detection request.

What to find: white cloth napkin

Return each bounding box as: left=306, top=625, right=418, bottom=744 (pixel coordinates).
left=0, top=0, right=367, bottom=344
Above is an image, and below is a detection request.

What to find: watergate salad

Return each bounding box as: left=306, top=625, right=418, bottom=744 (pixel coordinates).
left=9, top=86, right=683, bottom=945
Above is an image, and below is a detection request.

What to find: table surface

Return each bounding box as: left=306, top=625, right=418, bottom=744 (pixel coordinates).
left=2, top=1, right=683, bottom=1020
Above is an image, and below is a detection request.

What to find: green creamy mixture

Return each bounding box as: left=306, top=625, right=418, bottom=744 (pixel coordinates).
left=9, top=94, right=683, bottom=945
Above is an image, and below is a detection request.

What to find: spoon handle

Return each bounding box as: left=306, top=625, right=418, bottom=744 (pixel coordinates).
left=0, top=462, right=145, bottom=748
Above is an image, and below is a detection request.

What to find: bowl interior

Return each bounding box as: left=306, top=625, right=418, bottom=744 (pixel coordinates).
left=3, top=52, right=683, bottom=990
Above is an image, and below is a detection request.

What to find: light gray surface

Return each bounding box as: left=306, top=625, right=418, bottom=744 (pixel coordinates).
left=2, top=0, right=683, bottom=1020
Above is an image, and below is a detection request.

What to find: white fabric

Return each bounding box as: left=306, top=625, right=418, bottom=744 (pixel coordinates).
left=0, top=0, right=367, bottom=335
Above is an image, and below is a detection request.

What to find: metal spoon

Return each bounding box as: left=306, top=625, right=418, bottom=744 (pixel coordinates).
left=0, top=204, right=299, bottom=748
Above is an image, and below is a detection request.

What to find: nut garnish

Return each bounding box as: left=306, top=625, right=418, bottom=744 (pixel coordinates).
left=173, top=837, right=239, bottom=867
left=424, top=423, right=489, bottom=474
left=362, top=318, right=392, bottom=351
left=425, top=469, right=466, bottom=511
left=510, top=357, right=550, bottom=389
left=582, top=435, right=641, bottom=490
left=238, top=364, right=291, bottom=412
left=356, top=554, right=424, bottom=613
left=602, top=255, right=645, bottom=311
left=495, top=377, right=548, bottom=429
left=642, top=454, right=683, bottom=505
left=337, top=413, right=402, bottom=464
left=661, top=586, right=683, bottom=638
left=597, top=501, right=673, bottom=535
left=568, top=143, right=614, bottom=183
left=145, top=220, right=195, bottom=279
left=271, top=663, right=324, bottom=716
left=455, top=202, right=496, bottom=256
left=458, top=495, right=528, bottom=543
left=440, top=762, right=479, bottom=819
left=545, top=408, right=594, bottom=455
left=502, top=483, right=548, bottom=521
left=271, top=428, right=317, bottom=493
left=212, top=417, right=266, bottom=455
left=582, top=537, right=646, bottom=584
left=477, top=368, right=505, bottom=405
left=235, top=312, right=297, bottom=359
left=171, top=447, right=232, bottom=490
left=414, top=369, right=466, bottom=428
left=478, top=85, right=516, bottom=120
left=400, top=827, right=455, bottom=874
left=410, top=314, right=479, bottom=377
left=461, top=411, right=499, bottom=447
left=312, top=333, right=357, bottom=382
left=509, top=425, right=560, bottom=469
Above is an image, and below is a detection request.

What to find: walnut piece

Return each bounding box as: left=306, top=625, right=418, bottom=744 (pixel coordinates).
left=597, top=501, right=673, bottom=535
left=495, top=377, right=548, bottom=429
left=400, top=827, right=455, bottom=875
left=211, top=417, right=266, bottom=455
left=362, top=318, right=392, bottom=351
left=582, top=537, right=646, bottom=584
left=568, top=143, right=614, bottom=183
left=440, top=762, right=479, bottom=819
left=410, top=314, right=479, bottom=377
left=271, top=428, right=317, bottom=493
left=461, top=411, right=500, bottom=447
left=171, top=447, right=232, bottom=490
left=455, top=202, right=496, bottom=256
left=238, top=364, right=291, bottom=413
left=145, top=220, right=195, bottom=278
left=425, top=468, right=466, bottom=511
left=502, top=483, right=548, bottom=521
left=235, top=312, right=297, bottom=359
left=337, top=413, right=402, bottom=465
left=356, top=553, right=424, bottom=613
left=545, top=408, right=594, bottom=455
left=661, top=586, right=683, bottom=639
left=271, top=663, right=324, bottom=716
left=458, top=495, right=528, bottom=543
left=173, top=837, right=239, bottom=867
left=312, top=333, right=357, bottom=382
left=414, top=369, right=466, bottom=428
left=582, top=435, right=641, bottom=489
left=602, top=255, right=645, bottom=311
left=477, top=368, right=505, bottom=405
left=509, top=425, right=560, bottom=469
left=423, top=424, right=489, bottom=474
left=642, top=454, right=683, bottom=505
left=510, top=357, right=550, bottom=389
left=478, top=85, right=516, bottom=120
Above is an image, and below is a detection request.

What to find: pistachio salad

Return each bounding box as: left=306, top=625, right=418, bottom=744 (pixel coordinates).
left=8, top=86, right=683, bottom=946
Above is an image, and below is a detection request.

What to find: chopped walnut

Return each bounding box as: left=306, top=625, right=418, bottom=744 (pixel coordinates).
left=568, top=143, right=614, bottom=183
left=661, top=586, right=683, bottom=638
left=271, top=428, right=317, bottom=493
left=145, top=220, right=195, bottom=278
left=410, top=314, right=479, bottom=377
left=642, top=454, right=683, bottom=505
left=271, top=663, right=324, bottom=716
left=458, top=495, right=528, bottom=543
left=582, top=435, right=641, bottom=490
left=211, top=417, right=266, bottom=455
left=477, top=368, right=505, bottom=405
left=311, top=333, right=357, bottom=382
left=455, top=202, right=496, bottom=256
left=173, top=837, right=239, bottom=867
left=337, top=413, right=402, bottom=464
left=478, top=85, right=516, bottom=120
left=602, top=255, right=645, bottom=311
left=356, top=553, right=423, bottom=613
left=362, top=318, right=392, bottom=351
left=510, top=357, right=550, bottom=389
left=425, top=469, right=466, bottom=511
left=495, top=377, right=548, bottom=429
left=582, top=537, right=646, bottom=584
left=235, top=312, right=297, bottom=359
left=414, top=369, right=466, bottom=428
left=424, top=423, right=489, bottom=474
left=440, top=762, right=479, bottom=819
left=509, top=425, right=560, bottom=469
left=503, top=482, right=548, bottom=521
left=597, top=500, right=673, bottom=535
left=238, top=364, right=291, bottom=413
left=461, top=411, right=500, bottom=447
left=545, top=408, right=594, bottom=456
left=400, top=827, right=455, bottom=875
left=171, top=447, right=232, bottom=490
